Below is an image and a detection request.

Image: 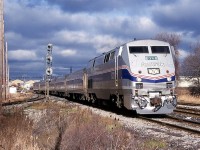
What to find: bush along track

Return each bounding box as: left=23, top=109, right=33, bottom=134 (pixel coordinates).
left=1, top=100, right=171, bottom=150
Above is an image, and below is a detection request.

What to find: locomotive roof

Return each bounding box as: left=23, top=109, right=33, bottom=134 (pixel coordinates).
left=88, top=39, right=170, bottom=62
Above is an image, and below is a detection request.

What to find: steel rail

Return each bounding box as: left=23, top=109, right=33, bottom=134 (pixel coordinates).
left=166, top=115, right=200, bottom=125
left=174, top=109, right=200, bottom=116
left=176, top=106, right=200, bottom=113
left=138, top=116, right=200, bottom=135
left=178, top=102, right=200, bottom=106
left=2, top=94, right=45, bottom=106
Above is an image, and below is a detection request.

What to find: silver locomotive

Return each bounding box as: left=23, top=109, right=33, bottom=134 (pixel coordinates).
left=33, top=39, right=177, bottom=114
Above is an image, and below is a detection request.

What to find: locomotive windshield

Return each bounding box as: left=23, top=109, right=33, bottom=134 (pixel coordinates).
left=151, top=46, right=170, bottom=54
left=129, top=46, right=148, bottom=53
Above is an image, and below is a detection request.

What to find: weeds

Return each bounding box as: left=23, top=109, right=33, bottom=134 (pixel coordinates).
left=143, top=139, right=167, bottom=149
left=60, top=109, right=135, bottom=150
left=176, top=87, right=200, bottom=104
left=0, top=101, right=169, bottom=150
left=0, top=110, right=39, bottom=150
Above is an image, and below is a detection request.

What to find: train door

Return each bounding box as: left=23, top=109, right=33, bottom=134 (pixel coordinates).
left=114, top=46, right=123, bottom=87
left=83, top=68, right=88, bottom=95
left=64, top=76, right=67, bottom=96
left=115, top=55, right=118, bottom=87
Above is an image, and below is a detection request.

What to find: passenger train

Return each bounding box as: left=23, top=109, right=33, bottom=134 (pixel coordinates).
left=33, top=39, right=177, bottom=114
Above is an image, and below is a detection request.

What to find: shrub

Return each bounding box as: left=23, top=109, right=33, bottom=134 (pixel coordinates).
left=0, top=110, right=39, bottom=149
left=189, top=86, right=200, bottom=96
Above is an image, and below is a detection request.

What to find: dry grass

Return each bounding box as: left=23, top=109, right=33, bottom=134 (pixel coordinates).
left=3, top=92, right=34, bottom=103
left=176, top=88, right=200, bottom=105
left=60, top=109, right=135, bottom=150
left=0, top=109, right=39, bottom=150
left=0, top=101, right=169, bottom=150
left=2, top=89, right=199, bottom=149
left=32, top=104, right=137, bottom=149
left=29, top=102, right=169, bottom=150
left=142, top=139, right=167, bottom=149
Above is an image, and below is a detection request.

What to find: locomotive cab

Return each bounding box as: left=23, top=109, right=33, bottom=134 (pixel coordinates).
left=121, top=40, right=177, bottom=114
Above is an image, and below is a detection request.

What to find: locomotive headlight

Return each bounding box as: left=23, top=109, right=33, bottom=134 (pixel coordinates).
left=167, top=77, right=172, bottom=81
left=136, top=77, right=142, bottom=82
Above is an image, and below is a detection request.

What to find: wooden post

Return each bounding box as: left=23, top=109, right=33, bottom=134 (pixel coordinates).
left=0, top=0, right=5, bottom=113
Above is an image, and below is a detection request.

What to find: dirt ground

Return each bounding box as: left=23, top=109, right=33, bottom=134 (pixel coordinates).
left=2, top=92, right=34, bottom=103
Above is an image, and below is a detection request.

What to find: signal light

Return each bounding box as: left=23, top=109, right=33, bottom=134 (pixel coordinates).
left=46, top=56, right=52, bottom=64
left=47, top=44, right=53, bottom=52
left=46, top=67, right=53, bottom=76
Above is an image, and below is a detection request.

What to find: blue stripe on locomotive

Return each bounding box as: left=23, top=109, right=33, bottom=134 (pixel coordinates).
left=121, top=69, right=175, bottom=83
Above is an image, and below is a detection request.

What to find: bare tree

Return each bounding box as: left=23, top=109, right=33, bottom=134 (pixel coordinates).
left=154, top=32, right=181, bottom=78
left=182, top=42, right=200, bottom=87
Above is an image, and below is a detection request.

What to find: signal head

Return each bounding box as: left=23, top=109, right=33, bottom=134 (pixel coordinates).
left=46, top=67, right=53, bottom=76
left=46, top=55, right=52, bottom=64
left=47, top=43, right=53, bottom=52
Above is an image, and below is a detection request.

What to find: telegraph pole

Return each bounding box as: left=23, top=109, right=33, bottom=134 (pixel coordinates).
left=45, top=44, right=53, bottom=101
left=0, top=0, right=5, bottom=106
left=5, top=42, right=8, bottom=99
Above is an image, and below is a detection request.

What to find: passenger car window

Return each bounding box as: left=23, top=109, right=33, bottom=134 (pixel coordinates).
left=129, top=46, right=148, bottom=53
left=92, top=60, right=95, bottom=67
left=104, top=53, right=110, bottom=63
left=151, top=46, right=170, bottom=54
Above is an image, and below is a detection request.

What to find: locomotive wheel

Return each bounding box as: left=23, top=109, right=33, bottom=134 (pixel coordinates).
left=112, top=94, right=124, bottom=109
left=116, top=96, right=124, bottom=108
left=88, top=94, right=96, bottom=104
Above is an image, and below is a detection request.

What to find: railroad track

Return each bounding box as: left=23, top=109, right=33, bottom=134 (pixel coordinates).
left=166, top=115, right=200, bottom=125
left=5, top=94, right=199, bottom=135
left=52, top=95, right=200, bottom=135
left=174, top=107, right=200, bottom=117
left=2, top=94, right=45, bottom=107
left=178, top=102, right=200, bottom=106
left=138, top=115, right=200, bottom=135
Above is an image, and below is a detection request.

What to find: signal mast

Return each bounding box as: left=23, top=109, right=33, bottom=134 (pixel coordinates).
left=45, top=44, right=53, bottom=101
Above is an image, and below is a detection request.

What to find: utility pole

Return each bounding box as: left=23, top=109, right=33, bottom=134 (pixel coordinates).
left=0, top=0, right=5, bottom=107
left=5, top=42, right=8, bottom=99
